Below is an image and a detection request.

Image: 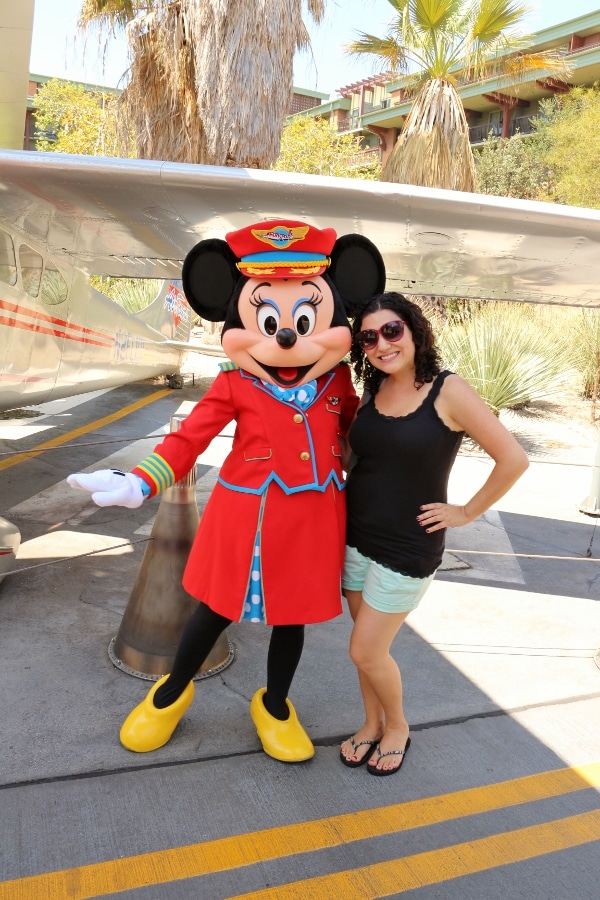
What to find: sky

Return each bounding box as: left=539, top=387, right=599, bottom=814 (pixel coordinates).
left=29, top=0, right=600, bottom=98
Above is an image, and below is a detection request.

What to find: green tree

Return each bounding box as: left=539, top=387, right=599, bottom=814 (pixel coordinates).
left=531, top=85, right=600, bottom=209
left=346, top=0, right=570, bottom=191
left=273, top=116, right=381, bottom=178
left=34, top=79, right=122, bottom=156
left=474, top=133, right=550, bottom=200
left=79, top=0, right=326, bottom=167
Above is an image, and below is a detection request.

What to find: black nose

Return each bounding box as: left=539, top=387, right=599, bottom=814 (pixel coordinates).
left=276, top=328, right=297, bottom=348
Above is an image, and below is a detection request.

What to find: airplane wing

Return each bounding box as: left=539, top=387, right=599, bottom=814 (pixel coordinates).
left=1, top=149, right=600, bottom=306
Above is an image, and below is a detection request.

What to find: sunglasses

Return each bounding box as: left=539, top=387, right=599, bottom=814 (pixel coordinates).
left=354, top=319, right=406, bottom=351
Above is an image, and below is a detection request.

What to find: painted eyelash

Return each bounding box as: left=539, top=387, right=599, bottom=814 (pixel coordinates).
left=249, top=294, right=267, bottom=308
left=304, top=292, right=323, bottom=307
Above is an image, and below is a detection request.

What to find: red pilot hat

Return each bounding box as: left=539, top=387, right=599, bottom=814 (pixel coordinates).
left=225, top=219, right=337, bottom=278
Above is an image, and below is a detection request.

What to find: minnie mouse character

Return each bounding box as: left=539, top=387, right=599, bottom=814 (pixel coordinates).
left=68, top=220, right=385, bottom=762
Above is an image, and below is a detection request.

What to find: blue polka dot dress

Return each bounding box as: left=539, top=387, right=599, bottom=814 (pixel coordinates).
left=243, top=536, right=265, bottom=623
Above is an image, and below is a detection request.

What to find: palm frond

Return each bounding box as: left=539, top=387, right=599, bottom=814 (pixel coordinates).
left=500, top=50, right=573, bottom=83
left=345, top=32, right=408, bottom=73
left=306, top=0, right=326, bottom=25
left=471, top=0, right=530, bottom=44
left=412, top=0, right=463, bottom=32
left=79, top=0, right=139, bottom=33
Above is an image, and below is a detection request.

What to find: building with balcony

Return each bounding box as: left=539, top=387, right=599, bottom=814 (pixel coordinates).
left=292, top=11, right=600, bottom=168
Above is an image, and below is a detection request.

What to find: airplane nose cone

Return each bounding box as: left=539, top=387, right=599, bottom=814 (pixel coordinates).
left=276, top=328, right=297, bottom=349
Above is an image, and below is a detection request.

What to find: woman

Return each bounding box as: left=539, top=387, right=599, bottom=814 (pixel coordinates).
left=339, top=292, right=529, bottom=775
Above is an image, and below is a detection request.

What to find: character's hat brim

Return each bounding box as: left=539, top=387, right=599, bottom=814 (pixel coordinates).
left=236, top=251, right=330, bottom=278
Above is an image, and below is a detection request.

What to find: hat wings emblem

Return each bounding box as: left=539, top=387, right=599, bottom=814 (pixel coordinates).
left=250, top=226, right=310, bottom=250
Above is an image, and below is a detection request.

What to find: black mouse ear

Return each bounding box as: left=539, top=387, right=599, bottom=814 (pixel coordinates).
left=182, top=239, right=239, bottom=321
left=328, top=234, right=386, bottom=314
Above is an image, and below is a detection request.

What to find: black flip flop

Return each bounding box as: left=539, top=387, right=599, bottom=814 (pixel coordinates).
left=340, top=735, right=379, bottom=768
left=367, top=736, right=411, bottom=776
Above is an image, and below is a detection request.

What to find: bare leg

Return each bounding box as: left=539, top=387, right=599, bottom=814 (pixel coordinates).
left=344, top=592, right=411, bottom=772
left=340, top=589, right=386, bottom=764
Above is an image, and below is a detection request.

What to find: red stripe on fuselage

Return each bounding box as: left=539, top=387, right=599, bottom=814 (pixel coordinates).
left=0, top=313, right=113, bottom=347
left=0, top=296, right=114, bottom=347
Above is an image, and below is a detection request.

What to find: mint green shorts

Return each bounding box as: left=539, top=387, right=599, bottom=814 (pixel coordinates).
left=342, top=545, right=435, bottom=614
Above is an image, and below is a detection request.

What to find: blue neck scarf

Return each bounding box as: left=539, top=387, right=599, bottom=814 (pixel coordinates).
left=260, top=379, right=317, bottom=409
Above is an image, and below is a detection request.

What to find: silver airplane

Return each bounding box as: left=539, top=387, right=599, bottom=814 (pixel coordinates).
left=0, top=157, right=196, bottom=413
left=2, top=148, right=600, bottom=581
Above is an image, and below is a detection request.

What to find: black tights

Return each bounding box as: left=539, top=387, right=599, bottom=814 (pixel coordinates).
left=153, top=602, right=305, bottom=720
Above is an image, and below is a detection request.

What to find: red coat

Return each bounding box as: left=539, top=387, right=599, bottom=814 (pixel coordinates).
left=133, top=364, right=358, bottom=624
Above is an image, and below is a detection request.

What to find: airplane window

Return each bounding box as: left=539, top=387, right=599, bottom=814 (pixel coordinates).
left=19, top=244, right=43, bottom=297
left=0, top=230, right=17, bottom=286
left=41, top=264, right=68, bottom=306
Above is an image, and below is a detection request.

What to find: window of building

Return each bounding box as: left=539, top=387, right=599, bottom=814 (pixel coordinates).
left=488, top=110, right=503, bottom=136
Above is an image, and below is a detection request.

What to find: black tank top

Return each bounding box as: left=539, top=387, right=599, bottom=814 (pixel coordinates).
left=346, top=371, right=464, bottom=578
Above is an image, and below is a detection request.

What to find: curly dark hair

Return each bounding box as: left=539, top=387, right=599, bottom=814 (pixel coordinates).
left=350, top=292, right=441, bottom=395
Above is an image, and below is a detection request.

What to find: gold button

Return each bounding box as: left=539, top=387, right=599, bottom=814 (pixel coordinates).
left=300, top=451, right=310, bottom=461
left=293, top=413, right=303, bottom=424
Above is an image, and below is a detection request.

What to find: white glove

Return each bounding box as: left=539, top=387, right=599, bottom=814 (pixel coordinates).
left=67, top=469, right=145, bottom=509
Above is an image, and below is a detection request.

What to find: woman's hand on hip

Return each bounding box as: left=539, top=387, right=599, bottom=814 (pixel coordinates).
left=417, top=503, right=471, bottom=532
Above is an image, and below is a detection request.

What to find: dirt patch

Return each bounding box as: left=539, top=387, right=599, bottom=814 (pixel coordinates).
left=466, top=384, right=600, bottom=466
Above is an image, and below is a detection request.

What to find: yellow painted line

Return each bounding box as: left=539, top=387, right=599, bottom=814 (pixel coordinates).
left=0, top=390, right=171, bottom=472
left=230, top=809, right=600, bottom=900
left=1, top=762, right=599, bottom=900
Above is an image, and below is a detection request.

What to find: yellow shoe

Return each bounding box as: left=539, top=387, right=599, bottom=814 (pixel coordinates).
left=119, top=675, right=194, bottom=752
left=250, top=688, right=314, bottom=762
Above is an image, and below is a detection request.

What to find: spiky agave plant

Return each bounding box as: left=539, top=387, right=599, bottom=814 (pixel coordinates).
left=92, top=276, right=163, bottom=313
left=567, top=309, right=600, bottom=403
left=438, top=302, right=575, bottom=414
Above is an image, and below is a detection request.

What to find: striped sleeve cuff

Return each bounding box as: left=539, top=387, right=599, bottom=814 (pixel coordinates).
left=131, top=453, right=175, bottom=497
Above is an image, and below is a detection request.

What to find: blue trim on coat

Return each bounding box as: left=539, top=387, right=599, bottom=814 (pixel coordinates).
left=217, top=469, right=346, bottom=496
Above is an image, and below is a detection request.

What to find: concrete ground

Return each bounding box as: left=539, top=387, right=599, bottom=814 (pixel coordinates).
left=0, top=355, right=599, bottom=899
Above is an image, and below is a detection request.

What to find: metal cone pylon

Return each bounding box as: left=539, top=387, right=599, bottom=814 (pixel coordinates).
left=108, top=415, right=234, bottom=680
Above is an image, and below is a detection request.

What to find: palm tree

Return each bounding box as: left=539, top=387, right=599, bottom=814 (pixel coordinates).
left=80, top=0, right=326, bottom=342
left=346, top=0, right=571, bottom=191
left=79, top=0, right=325, bottom=168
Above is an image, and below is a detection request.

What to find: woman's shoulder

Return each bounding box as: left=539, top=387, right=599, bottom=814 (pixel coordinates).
left=437, top=369, right=458, bottom=383
left=438, top=371, right=476, bottom=395
left=436, top=371, right=493, bottom=423
left=426, top=370, right=459, bottom=402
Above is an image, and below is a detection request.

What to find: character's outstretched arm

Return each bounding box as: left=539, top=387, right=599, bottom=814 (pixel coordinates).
left=68, top=370, right=236, bottom=507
